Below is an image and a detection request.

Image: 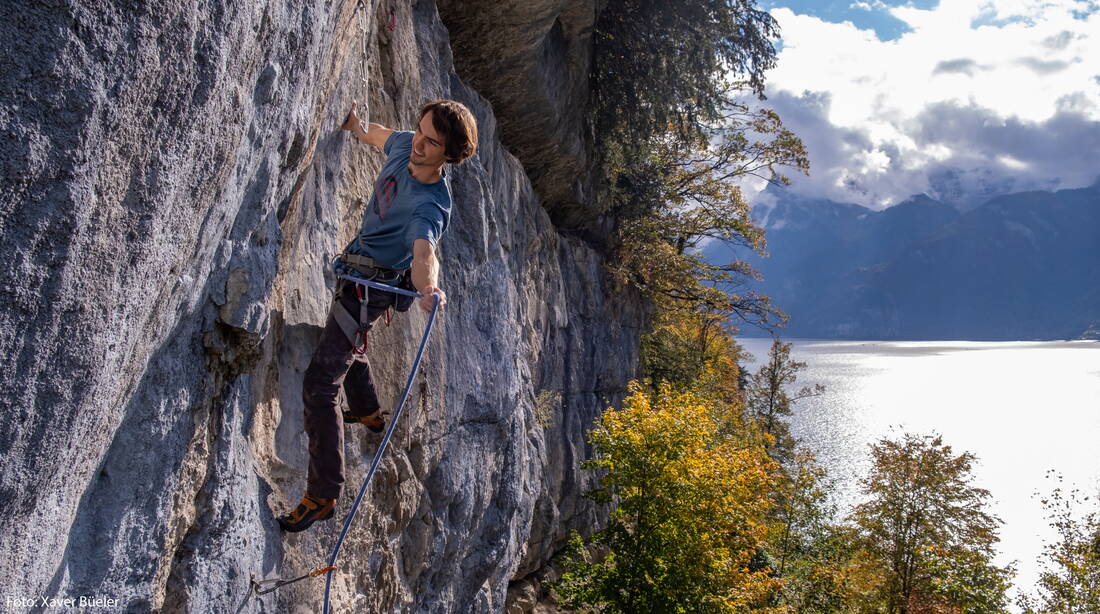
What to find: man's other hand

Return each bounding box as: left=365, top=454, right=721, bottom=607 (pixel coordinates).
left=418, top=286, right=446, bottom=313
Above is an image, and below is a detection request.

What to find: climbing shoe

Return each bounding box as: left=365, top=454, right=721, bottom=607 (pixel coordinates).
left=342, top=409, right=385, bottom=433
left=278, top=493, right=336, bottom=533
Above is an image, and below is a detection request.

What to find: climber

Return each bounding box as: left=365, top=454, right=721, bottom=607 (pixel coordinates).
left=278, top=99, right=478, bottom=532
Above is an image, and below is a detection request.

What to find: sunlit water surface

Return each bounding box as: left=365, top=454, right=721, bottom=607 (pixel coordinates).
left=737, top=338, right=1100, bottom=600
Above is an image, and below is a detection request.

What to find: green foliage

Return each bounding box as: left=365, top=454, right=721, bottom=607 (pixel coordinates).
left=1019, top=480, right=1100, bottom=613
left=593, top=0, right=780, bottom=153
left=922, top=546, right=1015, bottom=614
left=766, top=453, right=865, bottom=614
left=553, top=383, right=780, bottom=613
left=639, top=308, right=747, bottom=405
left=593, top=0, right=807, bottom=325
left=606, top=108, right=807, bottom=321
left=850, top=433, right=1012, bottom=614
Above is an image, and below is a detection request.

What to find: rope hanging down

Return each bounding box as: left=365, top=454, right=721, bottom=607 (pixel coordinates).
left=250, top=276, right=441, bottom=612
left=322, top=275, right=440, bottom=614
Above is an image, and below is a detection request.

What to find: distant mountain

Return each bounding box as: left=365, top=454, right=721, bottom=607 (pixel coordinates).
left=705, top=184, right=1100, bottom=340
left=924, top=167, right=1062, bottom=212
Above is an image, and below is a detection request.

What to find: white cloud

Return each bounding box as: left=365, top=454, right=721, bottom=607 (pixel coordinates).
left=849, top=0, right=888, bottom=10
left=755, top=0, right=1100, bottom=207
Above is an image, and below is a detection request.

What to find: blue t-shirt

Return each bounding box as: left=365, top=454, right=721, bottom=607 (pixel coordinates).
left=346, top=131, right=451, bottom=269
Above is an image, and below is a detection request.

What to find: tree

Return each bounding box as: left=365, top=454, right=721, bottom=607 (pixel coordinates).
left=765, top=451, right=869, bottom=614
left=850, top=434, right=1012, bottom=614
left=640, top=306, right=748, bottom=405
left=553, top=383, right=780, bottom=613
left=1019, top=480, right=1100, bottom=613
left=593, top=0, right=780, bottom=155
left=593, top=0, right=809, bottom=325
left=606, top=107, right=808, bottom=323
left=744, top=338, right=823, bottom=464
left=921, top=546, right=1014, bottom=614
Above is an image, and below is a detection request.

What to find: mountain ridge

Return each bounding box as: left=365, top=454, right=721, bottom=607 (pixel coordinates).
left=707, top=183, right=1100, bottom=340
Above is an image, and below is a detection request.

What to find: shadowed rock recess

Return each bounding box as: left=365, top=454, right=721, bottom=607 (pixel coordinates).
left=0, top=1, right=645, bottom=612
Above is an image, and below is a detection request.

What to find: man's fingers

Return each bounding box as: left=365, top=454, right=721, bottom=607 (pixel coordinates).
left=341, top=101, right=359, bottom=130
left=418, top=288, right=445, bottom=312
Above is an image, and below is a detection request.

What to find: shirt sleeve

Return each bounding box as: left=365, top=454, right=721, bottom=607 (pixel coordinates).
left=384, top=130, right=413, bottom=156
left=405, top=201, right=447, bottom=248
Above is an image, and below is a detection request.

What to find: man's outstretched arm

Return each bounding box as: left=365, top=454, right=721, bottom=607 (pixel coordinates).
left=340, top=101, right=392, bottom=150
left=411, top=238, right=446, bottom=312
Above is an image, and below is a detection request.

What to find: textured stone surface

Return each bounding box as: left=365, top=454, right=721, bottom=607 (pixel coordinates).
left=0, top=0, right=644, bottom=612
left=437, top=0, right=606, bottom=237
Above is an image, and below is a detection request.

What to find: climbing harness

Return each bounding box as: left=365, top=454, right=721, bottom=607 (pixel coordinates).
left=251, top=275, right=441, bottom=613
left=332, top=250, right=412, bottom=356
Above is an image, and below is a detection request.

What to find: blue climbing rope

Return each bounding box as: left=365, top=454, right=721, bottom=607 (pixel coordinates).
left=321, top=274, right=441, bottom=614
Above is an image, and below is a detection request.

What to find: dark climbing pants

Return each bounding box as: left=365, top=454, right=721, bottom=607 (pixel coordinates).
left=303, top=281, right=396, bottom=500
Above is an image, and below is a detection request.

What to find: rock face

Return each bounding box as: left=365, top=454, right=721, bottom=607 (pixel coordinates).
left=0, top=1, right=644, bottom=612
left=437, top=0, right=604, bottom=235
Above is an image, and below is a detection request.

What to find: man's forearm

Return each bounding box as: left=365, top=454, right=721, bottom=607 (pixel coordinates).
left=356, top=123, right=392, bottom=149
left=411, top=248, right=438, bottom=292
left=410, top=239, right=445, bottom=311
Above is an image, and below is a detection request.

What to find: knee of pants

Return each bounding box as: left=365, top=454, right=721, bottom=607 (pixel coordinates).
left=303, top=370, right=340, bottom=410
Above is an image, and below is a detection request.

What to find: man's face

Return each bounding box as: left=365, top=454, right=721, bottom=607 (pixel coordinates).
left=411, top=112, right=447, bottom=168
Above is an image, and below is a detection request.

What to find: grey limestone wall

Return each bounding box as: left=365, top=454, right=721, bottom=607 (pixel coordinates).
left=0, top=1, right=645, bottom=612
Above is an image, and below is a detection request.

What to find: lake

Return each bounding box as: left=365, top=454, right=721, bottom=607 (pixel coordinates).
left=736, top=337, right=1100, bottom=600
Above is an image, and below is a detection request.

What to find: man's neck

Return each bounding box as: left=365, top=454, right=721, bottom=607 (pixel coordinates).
left=408, top=163, right=443, bottom=184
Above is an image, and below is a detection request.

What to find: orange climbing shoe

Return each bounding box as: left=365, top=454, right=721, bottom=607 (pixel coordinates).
left=342, top=409, right=386, bottom=433
left=278, top=493, right=336, bottom=533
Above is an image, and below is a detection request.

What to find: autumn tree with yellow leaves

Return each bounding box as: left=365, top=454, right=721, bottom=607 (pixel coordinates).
left=850, top=434, right=1013, bottom=614
left=553, top=384, right=780, bottom=613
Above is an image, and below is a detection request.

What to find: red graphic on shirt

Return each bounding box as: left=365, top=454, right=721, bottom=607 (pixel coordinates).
left=373, top=175, right=398, bottom=219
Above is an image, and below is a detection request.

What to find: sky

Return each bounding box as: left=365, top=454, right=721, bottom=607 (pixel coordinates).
left=746, top=0, right=1100, bottom=209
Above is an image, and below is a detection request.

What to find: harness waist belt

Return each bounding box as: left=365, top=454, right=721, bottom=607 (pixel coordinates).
left=341, top=253, right=405, bottom=276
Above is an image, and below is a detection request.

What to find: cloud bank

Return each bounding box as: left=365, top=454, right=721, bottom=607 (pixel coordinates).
left=750, top=0, right=1100, bottom=208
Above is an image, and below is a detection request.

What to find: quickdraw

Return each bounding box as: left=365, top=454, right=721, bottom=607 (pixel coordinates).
left=353, top=284, right=370, bottom=355
left=251, top=566, right=337, bottom=596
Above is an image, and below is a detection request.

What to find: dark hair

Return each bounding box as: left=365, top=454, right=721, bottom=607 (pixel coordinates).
left=419, top=100, right=478, bottom=165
